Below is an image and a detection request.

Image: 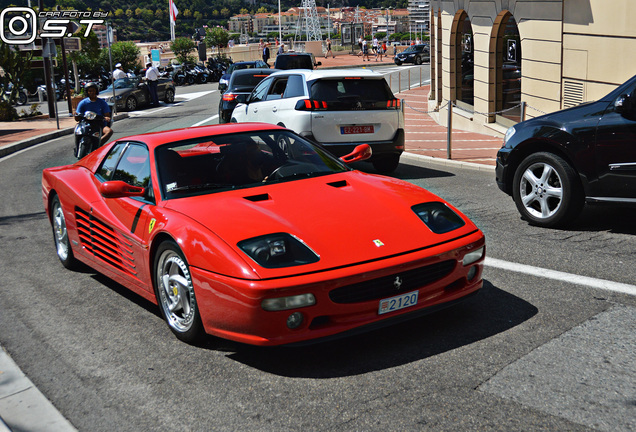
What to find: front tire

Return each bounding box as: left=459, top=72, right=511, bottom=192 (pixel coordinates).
left=512, top=152, right=584, bottom=227
left=153, top=241, right=204, bottom=343
left=164, top=88, right=175, bottom=103
left=125, top=96, right=137, bottom=111
left=51, top=195, right=78, bottom=269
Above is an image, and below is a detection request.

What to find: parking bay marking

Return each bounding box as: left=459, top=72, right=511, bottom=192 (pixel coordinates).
left=485, top=257, right=636, bottom=296
left=191, top=115, right=219, bottom=127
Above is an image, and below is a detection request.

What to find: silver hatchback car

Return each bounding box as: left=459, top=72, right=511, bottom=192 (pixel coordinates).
left=231, top=69, right=405, bottom=173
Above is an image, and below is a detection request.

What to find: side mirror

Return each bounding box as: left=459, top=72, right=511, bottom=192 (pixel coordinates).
left=100, top=181, right=145, bottom=198
left=615, top=94, right=634, bottom=113
left=235, top=94, right=249, bottom=104
left=340, top=144, right=372, bottom=164
left=315, top=61, right=322, bottom=67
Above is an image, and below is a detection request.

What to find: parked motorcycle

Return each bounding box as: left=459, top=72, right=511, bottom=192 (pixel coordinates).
left=2, top=83, right=28, bottom=105
left=74, top=111, right=103, bottom=159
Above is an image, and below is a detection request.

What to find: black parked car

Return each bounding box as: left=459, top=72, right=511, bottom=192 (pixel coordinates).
left=394, top=44, right=429, bottom=66
left=218, top=60, right=269, bottom=92
left=496, top=74, right=636, bottom=227
left=218, top=68, right=277, bottom=123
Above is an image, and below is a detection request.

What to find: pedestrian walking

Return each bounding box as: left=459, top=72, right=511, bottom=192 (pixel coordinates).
left=325, top=38, right=334, bottom=58
left=372, top=37, right=379, bottom=61
left=262, top=43, right=270, bottom=66
left=358, top=37, right=363, bottom=56
left=362, top=39, right=370, bottom=61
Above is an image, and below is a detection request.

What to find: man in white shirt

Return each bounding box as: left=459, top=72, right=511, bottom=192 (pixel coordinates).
left=145, top=61, right=159, bottom=106
left=113, top=63, right=127, bottom=80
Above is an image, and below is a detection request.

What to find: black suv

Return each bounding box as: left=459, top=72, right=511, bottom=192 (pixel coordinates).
left=394, top=44, right=430, bottom=66
left=496, top=74, right=636, bottom=227
left=274, top=52, right=322, bottom=70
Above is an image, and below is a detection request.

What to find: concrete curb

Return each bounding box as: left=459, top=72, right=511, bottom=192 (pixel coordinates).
left=0, top=346, right=77, bottom=432
left=0, top=113, right=129, bottom=159
left=402, top=152, right=496, bottom=172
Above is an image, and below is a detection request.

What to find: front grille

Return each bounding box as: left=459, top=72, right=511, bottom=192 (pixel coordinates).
left=329, top=260, right=456, bottom=304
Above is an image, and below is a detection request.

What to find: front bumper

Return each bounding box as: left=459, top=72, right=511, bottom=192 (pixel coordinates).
left=495, top=147, right=511, bottom=194
left=191, top=230, right=485, bottom=346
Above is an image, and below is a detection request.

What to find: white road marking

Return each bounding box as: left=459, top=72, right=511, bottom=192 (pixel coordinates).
left=175, top=90, right=216, bottom=101
left=486, top=257, right=636, bottom=296
left=192, top=115, right=219, bottom=127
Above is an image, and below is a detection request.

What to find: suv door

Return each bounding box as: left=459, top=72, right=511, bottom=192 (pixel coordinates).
left=231, top=76, right=272, bottom=122
left=594, top=80, right=636, bottom=198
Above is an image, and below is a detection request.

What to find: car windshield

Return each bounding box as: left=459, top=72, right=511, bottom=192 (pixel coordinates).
left=403, top=45, right=424, bottom=53
left=156, top=130, right=349, bottom=199
left=228, top=63, right=255, bottom=74
left=105, top=78, right=139, bottom=90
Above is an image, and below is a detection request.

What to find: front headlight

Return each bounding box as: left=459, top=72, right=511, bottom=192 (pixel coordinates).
left=463, top=247, right=484, bottom=265
left=504, top=126, right=516, bottom=144
left=412, top=202, right=466, bottom=234
left=115, top=95, right=123, bottom=100
left=238, top=233, right=319, bottom=268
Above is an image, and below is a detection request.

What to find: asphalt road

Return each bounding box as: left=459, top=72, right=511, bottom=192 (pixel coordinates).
left=1, top=78, right=635, bottom=431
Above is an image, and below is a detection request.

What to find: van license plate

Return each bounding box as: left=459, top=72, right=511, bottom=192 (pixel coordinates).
left=378, top=290, right=418, bottom=315
left=341, top=125, right=374, bottom=134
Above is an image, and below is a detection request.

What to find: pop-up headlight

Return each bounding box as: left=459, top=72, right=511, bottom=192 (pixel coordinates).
left=238, top=233, right=319, bottom=268
left=412, top=202, right=466, bottom=234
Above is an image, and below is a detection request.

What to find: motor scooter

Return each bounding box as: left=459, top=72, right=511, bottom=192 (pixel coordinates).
left=74, top=110, right=103, bottom=159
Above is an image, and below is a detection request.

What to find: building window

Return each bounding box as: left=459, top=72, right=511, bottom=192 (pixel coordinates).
left=456, top=13, right=474, bottom=108
left=498, top=16, right=521, bottom=123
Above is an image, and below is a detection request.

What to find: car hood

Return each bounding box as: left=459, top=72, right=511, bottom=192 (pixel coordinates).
left=162, top=171, right=481, bottom=277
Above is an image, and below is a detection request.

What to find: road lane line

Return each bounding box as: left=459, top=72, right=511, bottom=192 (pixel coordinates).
left=485, top=257, right=636, bottom=296
left=192, top=115, right=218, bottom=127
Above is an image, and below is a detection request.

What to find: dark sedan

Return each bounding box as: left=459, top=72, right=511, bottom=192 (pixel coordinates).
left=218, top=60, right=269, bottom=92
left=394, top=44, right=430, bottom=66
left=496, top=73, right=636, bottom=227
left=98, top=77, right=176, bottom=111
left=218, top=68, right=276, bottom=123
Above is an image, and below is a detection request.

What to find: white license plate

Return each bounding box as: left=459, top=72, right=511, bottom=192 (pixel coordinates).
left=378, top=290, right=418, bottom=315
left=341, top=125, right=374, bottom=134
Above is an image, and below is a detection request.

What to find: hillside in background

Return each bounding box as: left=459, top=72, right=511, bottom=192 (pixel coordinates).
left=1, top=0, right=407, bottom=42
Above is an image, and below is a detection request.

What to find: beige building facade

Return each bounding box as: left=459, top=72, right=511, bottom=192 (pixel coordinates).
left=429, top=0, right=636, bottom=136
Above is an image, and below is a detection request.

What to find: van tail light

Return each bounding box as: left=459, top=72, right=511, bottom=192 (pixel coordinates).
left=295, top=99, right=328, bottom=111
left=387, top=99, right=401, bottom=109
left=222, top=93, right=238, bottom=102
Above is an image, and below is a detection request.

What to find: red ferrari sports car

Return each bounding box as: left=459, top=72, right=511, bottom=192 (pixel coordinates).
left=43, top=123, right=485, bottom=346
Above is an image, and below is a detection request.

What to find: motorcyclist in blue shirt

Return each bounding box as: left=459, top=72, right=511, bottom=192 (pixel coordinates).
left=74, top=82, right=113, bottom=145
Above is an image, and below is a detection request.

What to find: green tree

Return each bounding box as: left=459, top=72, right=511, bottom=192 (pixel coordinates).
left=204, top=27, right=230, bottom=49
left=100, top=41, right=141, bottom=71
left=171, top=37, right=197, bottom=64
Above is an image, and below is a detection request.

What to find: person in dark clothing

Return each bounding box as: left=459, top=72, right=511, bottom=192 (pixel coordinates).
left=262, top=43, right=270, bottom=66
